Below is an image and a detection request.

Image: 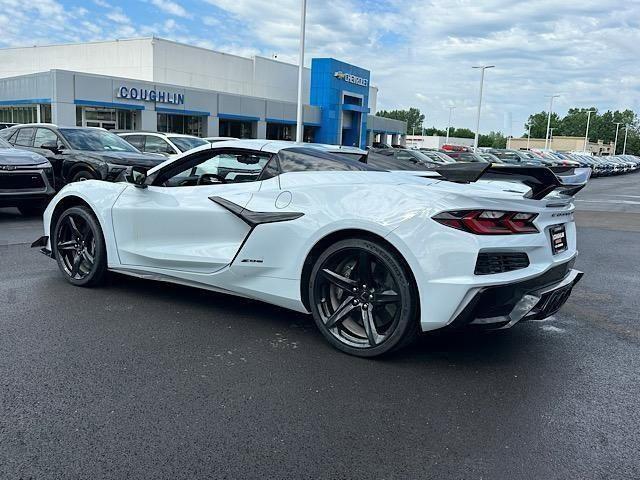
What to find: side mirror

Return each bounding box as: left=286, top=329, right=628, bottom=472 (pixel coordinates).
left=126, top=166, right=148, bottom=188
left=41, top=141, right=60, bottom=154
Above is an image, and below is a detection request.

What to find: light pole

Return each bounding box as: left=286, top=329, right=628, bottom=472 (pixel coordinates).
left=613, top=122, right=623, bottom=156
left=295, top=0, right=307, bottom=143
left=623, top=124, right=629, bottom=154
left=526, top=123, right=531, bottom=150
left=472, top=65, right=494, bottom=152
left=544, top=94, right=560, bottom=150
left=550, top=127, right=555, bottom=149
left=445, top=106, right=455, bottom=144
left=583, top=110, right=596, bottom=153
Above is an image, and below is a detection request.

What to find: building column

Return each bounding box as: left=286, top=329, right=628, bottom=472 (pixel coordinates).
left=399, top=134, right=407, bottom=146
left=379, top=133, right=388, bottom=145
left=256, top=121, right=267, bottom=140
left=391, top=134, right=399, bottom=145
left=140, top=109, right=157, bottom=131
left=51, top=102, right=76, bottom=126
left=366, top=130, right=373, bottom=146
left=207, top=116, right=219, bottom=137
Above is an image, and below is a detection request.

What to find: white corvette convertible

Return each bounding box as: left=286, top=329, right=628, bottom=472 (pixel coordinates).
left=32, top=140, right=589, bottom=357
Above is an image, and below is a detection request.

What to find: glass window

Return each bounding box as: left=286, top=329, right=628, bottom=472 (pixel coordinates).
left=159, top=151, right=271, bottom=187
left=278, top=148, right=379, bottom=173
left=170, top=136, right=208, bottom=152
left=59, top=128, right=138, bottom=152
left=15, top=128, right=34, bottom=147
left=122, top=135, right=144, bottom=150
left=157, top=114, right=204, bottom=136
left=144, top=136, right=175, bottom=155
left=267, top=123, right=294, bottom=141
left=219, top=119, right=255, bottom=139
left=34, top=128, right=60, bottom=148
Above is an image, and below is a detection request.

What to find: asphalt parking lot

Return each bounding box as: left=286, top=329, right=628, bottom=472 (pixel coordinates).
left=1, top=174, right=639, bottom=480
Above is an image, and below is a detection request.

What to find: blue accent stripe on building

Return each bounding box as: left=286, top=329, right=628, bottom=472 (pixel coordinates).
left=156, top=107, right=210, bottom=116
left=74, top=99, right=145, bottom=110
left=265, top=117, right=297, bottom=125
left=217, top=113, right=261, bottom=122
left=265, top=118, right=322, bottom=127
left=341, top=104, right=370, bottom=113
left=0, top=98, right=51, bottom=105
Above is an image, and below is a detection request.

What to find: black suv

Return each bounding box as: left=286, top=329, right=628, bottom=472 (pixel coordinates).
left=0, top=136, right=55, bottom=215
left=0, top=124, right=165, bottom=186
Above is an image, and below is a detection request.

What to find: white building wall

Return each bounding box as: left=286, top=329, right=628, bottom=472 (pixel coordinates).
left=0, top=38, right=154, bottom=81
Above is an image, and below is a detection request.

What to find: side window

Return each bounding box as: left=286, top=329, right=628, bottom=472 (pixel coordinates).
left=15, top=128, right=35, bottom=147
left=33, top=128, right=61, bottom=148
left=123, top=135, right=144, bottom=150
left=145, top=136, right=175, bottom=155
left=158, top=151, right=271, bottom=187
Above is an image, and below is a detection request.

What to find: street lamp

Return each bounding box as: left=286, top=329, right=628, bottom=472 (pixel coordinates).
left=526, top=123, right=532, bottom=150
left=295, top=0, right=307, bottom=143
left=445, top=106, right=455, bottom=144
left=544, top=94, right=560, bottom=150
left=583, top=110, right=596, bottom=153
left=613, top=122, right=623, bottom=156
left=472, top=65, right=494, bottom=152
left=623, top=124, right=629, bottom=154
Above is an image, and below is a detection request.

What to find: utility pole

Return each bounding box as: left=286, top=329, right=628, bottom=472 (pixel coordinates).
left=544, top=94, right=560, bottom=150
left=445, top=106, right=455, bottom=144
left=623, top=124, right=629, bottom=154
left=472, top=65, right=494, bottom=152
left=613, top=122, right=623, bottom=156
left=583, top=110, right=596, bottom=153
left=295, top=0, right=307, bottom=143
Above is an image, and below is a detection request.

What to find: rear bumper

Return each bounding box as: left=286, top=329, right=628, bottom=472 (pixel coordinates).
left=448, top=260, right=582, bottom=329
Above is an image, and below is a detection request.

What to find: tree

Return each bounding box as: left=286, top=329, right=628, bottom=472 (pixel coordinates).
left=524, top=111, right=561, bottom=138
left=377, top=107, right=425, bottom=133
left=479, top=131, right=507, bottom=148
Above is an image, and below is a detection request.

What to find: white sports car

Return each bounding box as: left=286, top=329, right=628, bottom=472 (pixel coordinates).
left=32, top=140, right=589, bottom=357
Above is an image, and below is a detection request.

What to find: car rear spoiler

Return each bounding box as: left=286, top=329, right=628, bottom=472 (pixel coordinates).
left=434, top=163, right=591, bottom=200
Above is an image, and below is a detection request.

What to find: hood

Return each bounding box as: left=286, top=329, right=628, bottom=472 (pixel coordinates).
left=0, top=147, right=48, bottom=166
left=82, top=151, right=166, bottom=168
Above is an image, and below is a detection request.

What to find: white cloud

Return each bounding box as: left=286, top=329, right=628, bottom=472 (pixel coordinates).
left=148, top=0, right=191, bottom=18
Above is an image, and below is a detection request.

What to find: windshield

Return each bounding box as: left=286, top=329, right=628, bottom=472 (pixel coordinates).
left=0, top=137, right=11, bottom=148
left=60, top=128, right=139, bottom=152
left=170, top=136, right=209, bottom=152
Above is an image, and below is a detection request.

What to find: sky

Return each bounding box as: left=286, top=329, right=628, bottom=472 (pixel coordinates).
left=0, top=0, right=638, bottom=134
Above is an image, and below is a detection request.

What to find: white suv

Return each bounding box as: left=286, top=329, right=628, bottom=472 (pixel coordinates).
left=118, top=132, right=208, bottom=158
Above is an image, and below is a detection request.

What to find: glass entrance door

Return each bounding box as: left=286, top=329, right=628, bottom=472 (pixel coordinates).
left=82, top=107, right=117, bottom=130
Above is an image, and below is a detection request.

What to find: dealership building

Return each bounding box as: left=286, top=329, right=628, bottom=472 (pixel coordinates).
left=0, top=38, right=406, bottom=148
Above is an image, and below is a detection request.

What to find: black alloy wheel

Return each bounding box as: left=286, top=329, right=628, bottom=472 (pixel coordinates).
left=53, top=206, right=107, bottom=287
left=71, top=170, right=96, bottom=182
left=309, top=239, right=418, bottom=357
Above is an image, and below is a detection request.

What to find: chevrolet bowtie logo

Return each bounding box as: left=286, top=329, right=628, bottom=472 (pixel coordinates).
left=334, top=71, right=346, bottom=80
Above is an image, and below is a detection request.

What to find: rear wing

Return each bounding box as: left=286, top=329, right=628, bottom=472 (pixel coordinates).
left=434, top=163, right=591, bottom=200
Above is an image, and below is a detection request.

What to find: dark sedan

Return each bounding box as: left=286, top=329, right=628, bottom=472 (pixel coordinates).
left=0, top=124, right=165, bottom=186
left=0, top=136, right=55, bottom=215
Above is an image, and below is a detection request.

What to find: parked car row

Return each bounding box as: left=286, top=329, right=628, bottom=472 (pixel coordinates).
left=374, top=143, right=640, bottom=178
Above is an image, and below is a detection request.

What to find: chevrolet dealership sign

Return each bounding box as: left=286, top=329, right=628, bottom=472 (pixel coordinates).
left=334, top=71, right=369, bottom=87
left=117, top=86, right=185, bottom=105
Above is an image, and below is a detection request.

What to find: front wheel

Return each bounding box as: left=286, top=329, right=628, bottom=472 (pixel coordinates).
left=308, top=238, right=419, bottom=357
left=52, top=206, right=107, bottom=287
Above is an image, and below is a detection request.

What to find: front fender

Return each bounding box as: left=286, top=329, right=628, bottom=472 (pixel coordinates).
left=42, top=181, right=128, bottom=265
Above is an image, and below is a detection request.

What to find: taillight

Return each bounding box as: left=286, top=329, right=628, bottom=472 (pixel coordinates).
left=432, top=210, right=539, bottom=235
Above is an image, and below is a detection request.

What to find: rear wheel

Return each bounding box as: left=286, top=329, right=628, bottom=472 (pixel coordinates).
left=53, top=206, right=107, bottom=287
left=308, top=238, right=419, bottom=357
left=70, top=170, right=96, bottom=182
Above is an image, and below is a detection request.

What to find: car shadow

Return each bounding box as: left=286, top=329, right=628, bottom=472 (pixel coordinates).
left=104, top=271, right=531, bottom=365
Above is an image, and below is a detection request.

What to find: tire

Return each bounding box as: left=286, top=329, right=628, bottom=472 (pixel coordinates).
left=308, top=238, right=419, bottom=357
left=52, top=205, right=107, bottom=287
left=70, top=170, right=96, bottom=183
